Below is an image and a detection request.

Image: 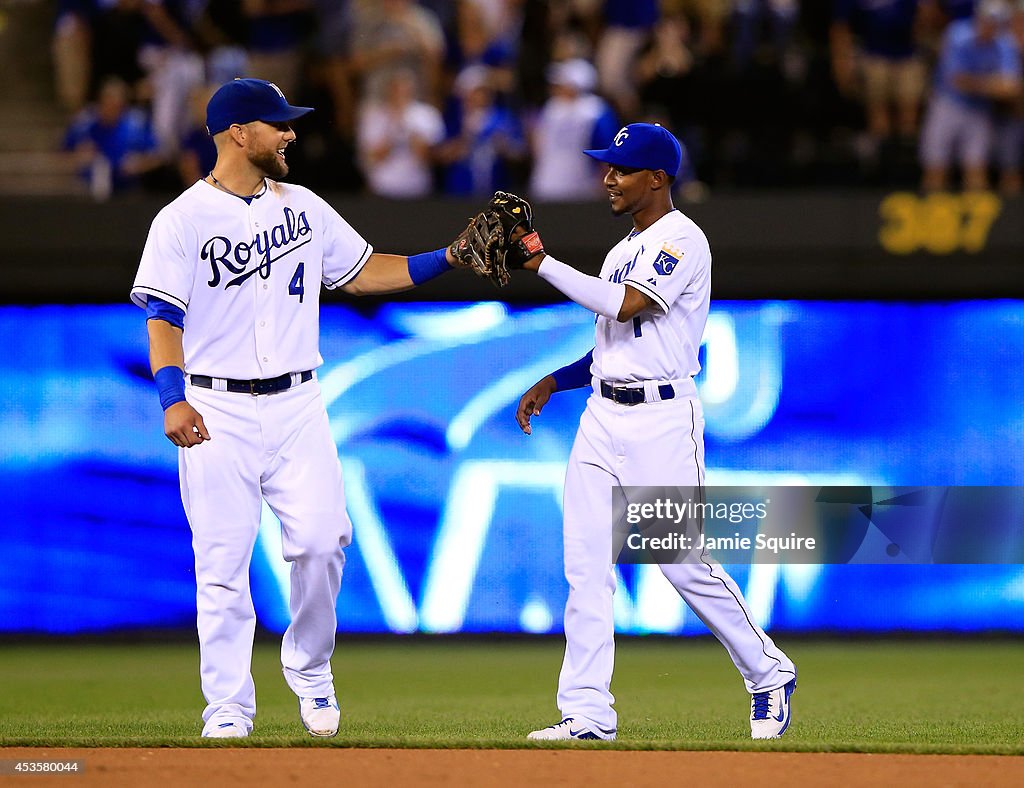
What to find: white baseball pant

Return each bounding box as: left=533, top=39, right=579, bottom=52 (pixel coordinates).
left=557, top=391, right=796, bottom=734
left=179, top=377, right=351, bottom=733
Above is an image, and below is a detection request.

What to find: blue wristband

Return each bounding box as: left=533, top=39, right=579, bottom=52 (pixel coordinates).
left=407, top=247, right=451, bottom=285
left=154, top=366, right=186, bottom=411
left=551, top=350, right=594, bottom=392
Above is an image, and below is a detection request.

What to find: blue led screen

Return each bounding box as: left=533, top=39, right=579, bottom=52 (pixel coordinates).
left=2, top=302, right=1023, bottom=635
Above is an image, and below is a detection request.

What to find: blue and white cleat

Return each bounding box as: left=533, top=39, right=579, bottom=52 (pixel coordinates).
left=202, top=720, right=249, bottom=738
left=299, top=695, right=340, bottom=737
left=750, top=678, right=796, bottom=739
left=527, top=717, right=616, bottom=741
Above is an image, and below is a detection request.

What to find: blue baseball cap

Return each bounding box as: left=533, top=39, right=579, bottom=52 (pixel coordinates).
left=584, top=123, right=683, bottom=178
left=205, top=78, right=314, bottom=136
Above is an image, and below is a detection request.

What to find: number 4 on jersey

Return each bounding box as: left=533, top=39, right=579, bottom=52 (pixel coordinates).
left=289, top=262, right=305, bottom=303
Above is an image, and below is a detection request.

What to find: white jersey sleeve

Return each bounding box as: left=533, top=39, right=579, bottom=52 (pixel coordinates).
left=131, top=205, right=198, bottom=312
left=317, top=195, right=373, bottom=289
left=622, top=227, right=710, bottom=314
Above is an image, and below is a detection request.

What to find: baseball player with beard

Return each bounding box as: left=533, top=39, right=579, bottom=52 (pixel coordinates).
left=132, top=79, right=466, bottom=739
left=513, top=123, right=797, bottom=741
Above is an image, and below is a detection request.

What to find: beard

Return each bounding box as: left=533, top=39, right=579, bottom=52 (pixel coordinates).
left=249, top=146, right=288, bottom=179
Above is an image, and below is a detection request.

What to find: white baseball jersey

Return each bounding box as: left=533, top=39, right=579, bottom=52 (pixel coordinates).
left=592, top=209, right=710, bottom=383
left=131, top=179, right=372, bottom=379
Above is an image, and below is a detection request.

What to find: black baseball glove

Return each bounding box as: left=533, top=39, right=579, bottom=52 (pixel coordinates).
left=448, top=191, right=545, bottom=287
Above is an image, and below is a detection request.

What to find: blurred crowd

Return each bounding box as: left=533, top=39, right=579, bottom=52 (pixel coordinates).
left=53, top=0, right=1024, bottom=198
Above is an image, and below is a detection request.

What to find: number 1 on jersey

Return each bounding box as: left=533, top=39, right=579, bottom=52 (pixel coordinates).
left=289, top=262, right=305, bottom=303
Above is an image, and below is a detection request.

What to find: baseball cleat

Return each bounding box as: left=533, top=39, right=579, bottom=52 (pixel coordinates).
left=299, top=695, right=340, bottom=737
left=750, top=678, right=796, bottom=739
left=201, top=721, right=249, bottom=738
left=527, top=717, right=616, bottom=741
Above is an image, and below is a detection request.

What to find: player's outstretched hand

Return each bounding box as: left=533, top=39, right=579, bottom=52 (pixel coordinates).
left=164, top=401, right=211, bottom=448
left=516, top=375, right=557, bottom=435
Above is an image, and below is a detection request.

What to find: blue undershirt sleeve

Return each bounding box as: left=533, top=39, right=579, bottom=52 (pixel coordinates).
left=146, top=296, right=185, bottom=329
left=551, top=349, right=594, bottom=391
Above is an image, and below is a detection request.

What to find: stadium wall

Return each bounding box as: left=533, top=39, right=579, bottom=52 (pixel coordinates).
left=4, top=192, right=1024, bottom=303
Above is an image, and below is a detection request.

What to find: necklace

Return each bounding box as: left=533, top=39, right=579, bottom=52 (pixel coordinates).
left=208, top=172, right=266, bottom=199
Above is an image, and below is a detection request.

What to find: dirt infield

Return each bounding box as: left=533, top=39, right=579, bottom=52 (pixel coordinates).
left=2, top=748, right=1023, bottom=787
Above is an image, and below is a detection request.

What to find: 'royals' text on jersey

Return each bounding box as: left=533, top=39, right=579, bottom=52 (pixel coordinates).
left=131, top=180, right=372, bottom=379
left=593, top=209, right=711, bottom=383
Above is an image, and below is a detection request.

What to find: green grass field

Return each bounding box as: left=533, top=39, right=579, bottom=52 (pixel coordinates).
left=0, top=638, right=1021, bottom=754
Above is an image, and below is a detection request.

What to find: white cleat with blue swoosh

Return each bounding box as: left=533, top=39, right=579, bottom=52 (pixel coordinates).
left=201, top=720, right=249, bottom=738
left=750, top=678, right=796, bottom=739
left=299, top=695, right=340, bottom=737
left=527, top=717, right=616, bottom=741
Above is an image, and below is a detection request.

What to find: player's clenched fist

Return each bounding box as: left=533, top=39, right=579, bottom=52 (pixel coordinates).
left=516, top=375, right=558, bottom=435
left=164, top=401, right=211, bottom=448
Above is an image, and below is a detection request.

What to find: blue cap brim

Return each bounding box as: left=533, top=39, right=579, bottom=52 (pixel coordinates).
left=583, top=144, right=680, bottom=176
left=259, top=105, right=314, bottom=123
left=583, top=148, right=626, bottom=166
left=584, top=147, right=670, bottom=173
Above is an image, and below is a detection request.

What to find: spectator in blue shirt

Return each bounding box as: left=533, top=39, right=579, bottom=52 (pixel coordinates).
left=595, top=0, right=660, bottom=118
left=920, top=0, right=1021, bottom=190
left=436, top=65, right=527, bottom=196
left=63, top=76, right=163, bottom=198
left=831, top=0, right=927, bottom=157
left=242, top=0, right=315, bottom=98
left=733, top=0, right=800, bottom=72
